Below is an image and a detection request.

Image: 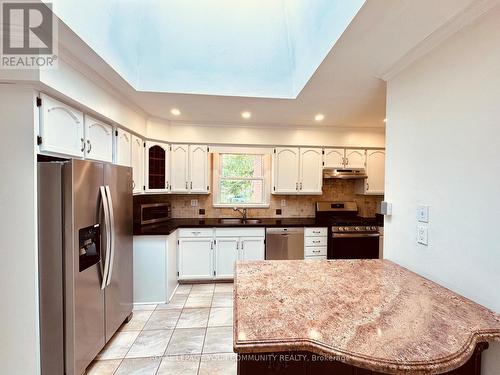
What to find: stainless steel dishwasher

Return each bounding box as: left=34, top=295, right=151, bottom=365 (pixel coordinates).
left=265, top=227, right=304, bottom=260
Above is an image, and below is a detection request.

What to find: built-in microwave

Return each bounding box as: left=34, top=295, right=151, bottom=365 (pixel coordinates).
left=140, top=203, right=171, bottom=225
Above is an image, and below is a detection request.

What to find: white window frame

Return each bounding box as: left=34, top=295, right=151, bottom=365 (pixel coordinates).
left=212, top=152, right=271, bottom=208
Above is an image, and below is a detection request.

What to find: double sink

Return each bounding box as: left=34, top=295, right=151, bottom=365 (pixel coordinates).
left=218, top=218, right=262, bottom=224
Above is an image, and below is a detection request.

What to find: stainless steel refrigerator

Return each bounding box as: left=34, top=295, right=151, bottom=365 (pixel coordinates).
left=38, top=159, right=133, bottom=375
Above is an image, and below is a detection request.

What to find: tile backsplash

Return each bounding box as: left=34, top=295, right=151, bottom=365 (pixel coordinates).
left=135, top=179, right=383, bottom=219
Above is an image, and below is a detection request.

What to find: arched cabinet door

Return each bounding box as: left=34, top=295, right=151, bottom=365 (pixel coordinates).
left=145, top=141, right=169, bottom=193
left=115, top=129, right=132, bottom=167
left=84, top=115, right=113, bottom=162
left=189, top=145, right=209, bottom=193
left=324, top=148, right=345, bottom=169
left=273, top=147, right=300, bottom=194
left=299, top=148, right=323, bottom=195
left=345, top=149, right=366, bottom=169
left=365, top=150, right=385, bottom=195
left=170, top=144, right=189, bottom=193
left=131, top=135, right=144, bottom=194
left=39, top=93, right=84, bottom=157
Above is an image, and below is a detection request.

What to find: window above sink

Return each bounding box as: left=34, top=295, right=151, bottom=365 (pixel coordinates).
left=213, top=152, right=271, bottom=208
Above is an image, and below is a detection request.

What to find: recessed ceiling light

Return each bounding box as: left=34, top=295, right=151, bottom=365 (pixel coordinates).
left=241, top=111, right=251, bottom=119
left=314, top=113, right=325, bottom=122
left=171, top=108, right=181, bottom=116
left=383, top=118, right=387, bottom=123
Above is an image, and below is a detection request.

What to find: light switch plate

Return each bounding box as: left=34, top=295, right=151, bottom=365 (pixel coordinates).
left=417, top=225, right=428, bottom=245
left=380, top=201, right=392, bottom=215
left=281, top=199, right=287, bottom=207
left=417, top=205, right=430, bottom=222
left=191, top=199, right=198, bottom=207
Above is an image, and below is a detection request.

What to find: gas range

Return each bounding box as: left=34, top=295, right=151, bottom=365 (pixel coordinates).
left=315, top=201, right=380, bottom=259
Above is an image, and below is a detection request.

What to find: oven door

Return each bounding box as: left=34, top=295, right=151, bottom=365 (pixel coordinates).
left=329, top=233, right=380, bottom=259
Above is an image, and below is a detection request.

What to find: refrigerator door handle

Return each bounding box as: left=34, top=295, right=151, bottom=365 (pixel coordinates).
left=105, top=185, right=116, bottom=287
left=100, top=186, right=112, bottom=290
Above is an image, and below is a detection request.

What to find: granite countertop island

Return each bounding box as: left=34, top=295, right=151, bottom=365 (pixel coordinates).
left=233, top=260, right=500, bottom=375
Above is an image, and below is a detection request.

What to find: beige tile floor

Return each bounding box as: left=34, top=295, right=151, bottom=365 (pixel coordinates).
left=85, top=283, right=236, bottom=375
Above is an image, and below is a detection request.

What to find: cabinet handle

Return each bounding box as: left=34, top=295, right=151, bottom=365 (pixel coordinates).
left=296, top=182, right=298, bottom=191
left=190, top=181, right=193, bottom=189
left=185, top=181, right=188, bottom=189
left=313, top=231, right=320, bottom=234
left=312, top=240, right=320, bottom=243
left=241, top=242, right=244, bottom=250
left=166, top=181, right=169, bottom=189
left=366, top=182, right=370, bottom=191
left=80, top=138, right=85, bottom=152
left=313, top=250, right=320, bottom=253
left=300, top=182, right=303, bottom=190
left=236, top=242, right=239, bottom=250
left=132, top=181, right=135, bottom=189
left=86, top=139, right=92, bottom=154
left=345, top=157, right=349, bottom=166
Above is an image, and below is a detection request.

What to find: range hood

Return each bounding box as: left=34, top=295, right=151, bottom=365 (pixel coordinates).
left=323, top=168, right=367, bottom=179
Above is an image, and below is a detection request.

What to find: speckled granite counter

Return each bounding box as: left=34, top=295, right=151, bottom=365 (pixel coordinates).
left=233, top=260, right=500, bottom=374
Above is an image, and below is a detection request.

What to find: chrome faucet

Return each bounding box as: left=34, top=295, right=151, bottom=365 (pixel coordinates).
left=233, top=207, right=248, bottom=220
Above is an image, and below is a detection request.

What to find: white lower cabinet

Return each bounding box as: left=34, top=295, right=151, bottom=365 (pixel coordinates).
left=240, top=237, right=265, bottom=261
left=178, top=237, right=214, bottom=280
left=304, top=227, right=328, bottom=260
left=133, top=233, right=178, bottom=304
left=177, top=228, right=265, bottom=281
left=214, top=237, right=239, bottom=279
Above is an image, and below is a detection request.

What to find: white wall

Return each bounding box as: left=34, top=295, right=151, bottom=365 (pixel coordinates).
left=385, top=5, right=500, bottom=372
left=147, top=118, right=385, bottom=148
left=0, top=85, right=40, bottom=374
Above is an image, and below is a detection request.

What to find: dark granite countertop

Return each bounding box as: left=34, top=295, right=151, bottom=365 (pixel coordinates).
left=134, top=217, right=320, bottom=235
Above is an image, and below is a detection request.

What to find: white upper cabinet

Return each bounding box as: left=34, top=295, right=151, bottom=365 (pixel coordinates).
left=131, top=135, right=144, bottom=194
left=145, top=141, right=170, bottom=193
left=323, top=148, right=345, bottom=169
left=38, top=94, right=84, bottom=157
left=299, top=148, right=323, bottom=195
left=357, top=149, right=385, bottom=195
left=170, top=144, right=189, bottom=193
left=273, top=147, right=300, bottom=194
left=273, top=147, right=323, bottom=195
left=168, top=144, right=209, bottom=194
left=189, top=145, right=209, bottom=193
left=345, top=149, right=366, bottom=169
left=115, top=128, right=132, bottom=167
left=84, top=115, right=113, bottom=162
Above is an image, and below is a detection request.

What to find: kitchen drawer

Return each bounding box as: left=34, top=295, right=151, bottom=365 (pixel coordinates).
left=178, top=228, right=214, bottom=238
left=215, top=228, right=265, bottom=238
left=304, top=246, right=327, bottom=257
left=304, top=227, right=327, bottom=237
left=304, top=255, right=327, bottom=260
left=304, top=237, right=327, bottom=247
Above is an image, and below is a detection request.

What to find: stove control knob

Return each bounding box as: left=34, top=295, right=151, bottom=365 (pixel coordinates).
left=372, top=226, right=378, bottom=231
left=344, top=227, right=350, bottom=231
left=355, top=227, right=360, bottom=231
left=338, top=227, right=344, bottom=231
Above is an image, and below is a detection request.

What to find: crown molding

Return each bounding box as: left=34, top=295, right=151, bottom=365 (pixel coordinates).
left=379, top=0, right=500, bottom=81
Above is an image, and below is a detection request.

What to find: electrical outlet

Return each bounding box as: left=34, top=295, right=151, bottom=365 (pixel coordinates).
left=276, top=209, right=282, bottom=215
left=417, top=205, right=429, bottom=223
left=281, top=199, right=286, bottom=207
left=417, top=225, right=428, bottom=245
left=190, top=199, right=198, bottom=207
